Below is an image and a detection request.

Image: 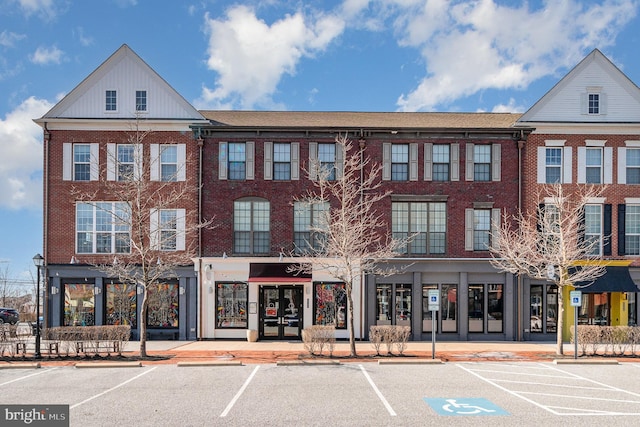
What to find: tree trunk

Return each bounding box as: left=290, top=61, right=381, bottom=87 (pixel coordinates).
left=347, top=282, right=356, bottom=357
left=139, top=287, right=148, bottom=358
left=556, top=290, right=564, bottom=355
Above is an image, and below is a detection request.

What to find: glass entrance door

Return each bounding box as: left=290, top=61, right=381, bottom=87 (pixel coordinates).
left=260, top=286, right=303, bottom=340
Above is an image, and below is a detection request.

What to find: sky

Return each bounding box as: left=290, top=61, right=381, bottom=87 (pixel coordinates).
left=0, top=0, right=639, bottom=285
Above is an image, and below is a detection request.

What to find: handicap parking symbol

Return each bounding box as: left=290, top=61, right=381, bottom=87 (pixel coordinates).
left=423, top=398, right=509, bottom=416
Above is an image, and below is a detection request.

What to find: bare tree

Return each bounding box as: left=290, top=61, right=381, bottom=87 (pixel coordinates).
left=489, top=183, right=607, bottom=355
left=72, top=120, right=211, bottom=357
left=292, top=135, right=410, bottom=357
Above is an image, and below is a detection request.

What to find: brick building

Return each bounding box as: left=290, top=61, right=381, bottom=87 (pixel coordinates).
left=516, top=49, right=640, bottom=340
left=35, top=44, right=640, bottom=343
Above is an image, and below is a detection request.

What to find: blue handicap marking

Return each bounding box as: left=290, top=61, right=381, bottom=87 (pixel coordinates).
left=423, top=398, right=509, bottom=416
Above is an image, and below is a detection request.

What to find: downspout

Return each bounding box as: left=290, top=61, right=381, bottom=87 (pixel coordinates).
left=358, top=131, right=366, bottom=340
left=43, top=123, right=50, bottom=330
left=197, top=132, right=204, bottom=339
left=517, top=135, right=525, bottom=341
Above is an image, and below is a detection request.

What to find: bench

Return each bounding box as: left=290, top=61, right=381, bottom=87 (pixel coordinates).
left=146, top=329, right=179, bottom=340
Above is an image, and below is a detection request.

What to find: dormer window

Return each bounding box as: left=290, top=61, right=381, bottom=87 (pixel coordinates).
left=582, top=87, right=606, bottom=116
left=588, top=93, right=600, bottom=114
left=106, top=90, right=117, bottom=111
left=136, top=90, right=147, bottom=112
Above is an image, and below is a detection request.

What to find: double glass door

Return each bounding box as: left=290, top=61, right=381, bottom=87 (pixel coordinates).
left=260, top=286, right=303, bottom=340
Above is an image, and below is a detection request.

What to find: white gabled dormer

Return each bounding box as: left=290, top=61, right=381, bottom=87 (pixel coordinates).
left=517, top=49, right=640, bottom=129
left=35, top=44, right=207, bottom=131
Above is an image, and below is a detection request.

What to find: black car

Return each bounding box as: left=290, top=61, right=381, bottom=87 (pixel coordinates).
left=0, top=308, right=19, bottom=324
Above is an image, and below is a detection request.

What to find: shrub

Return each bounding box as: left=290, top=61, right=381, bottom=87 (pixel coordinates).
left=301, top=325, right=335, bottom=356
left=369, top=325, right=411, bottom=356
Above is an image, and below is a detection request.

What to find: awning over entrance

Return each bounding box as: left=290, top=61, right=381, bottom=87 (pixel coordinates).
left=577, top=266, right=640, bottom=293
left=248, top=262, right=312, bottom=283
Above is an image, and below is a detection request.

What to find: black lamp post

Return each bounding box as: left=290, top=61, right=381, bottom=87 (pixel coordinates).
left=32, top=253, right=44, bottom=359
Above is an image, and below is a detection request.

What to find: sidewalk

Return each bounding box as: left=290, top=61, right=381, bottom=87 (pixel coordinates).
left=115, top=339, right=580, bottom=365
left=6, top=339, right=634, bottom=366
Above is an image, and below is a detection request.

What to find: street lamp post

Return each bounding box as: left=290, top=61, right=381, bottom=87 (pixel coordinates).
left=32, top=254, right=44, bottom=359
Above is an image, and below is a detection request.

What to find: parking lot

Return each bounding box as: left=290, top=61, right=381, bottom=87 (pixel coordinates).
left=2, top=361, right=640, bottom=426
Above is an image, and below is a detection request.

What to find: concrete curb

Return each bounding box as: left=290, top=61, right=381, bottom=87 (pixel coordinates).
left=553, top=358, right=619, bottom=365
left=74, top=361, right=142, bottom=368
left=378, top=358, right=443, bottom=365
left=0, top=362, right=41, bottom=369
left=276, top=360, right=341, bottom=366
left=177, top=360, right=242, bottom=367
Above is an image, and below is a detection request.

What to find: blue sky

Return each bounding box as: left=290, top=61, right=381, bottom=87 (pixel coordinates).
left=1, top=0, right=639, bottom=284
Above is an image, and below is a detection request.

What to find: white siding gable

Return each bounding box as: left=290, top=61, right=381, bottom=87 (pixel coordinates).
left=41, top=44, right=205, bottom=122
left=518, top=49, right=640, bottom=124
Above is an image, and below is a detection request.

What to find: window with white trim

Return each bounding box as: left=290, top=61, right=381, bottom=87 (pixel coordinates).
left=473, top=145, right=491, bottom=181
left=625, top=205, right=640, bottom=255
left=234, top=198, right=270, bottom=254
left=73, top=144, right=91, bottom=181
left=76, top=202, right=130, bottom=254
left=465, top=207, right=500, bottom=251
left=228, top=142, right=246, bottom=180
left=584, top=204, right=602, bottom=256
left=293, top=201, right=329, bottom=254
left=106, top=90, right=117, bottom=111
left=585, top=147, right=602, bottom=184
left=160, top=145, right=177, bottom=182
left=392, top=201, right=446, bottom=255
left=473, top=209, right=491, bottom=250
left=627, top=148, right=640, bottom=184
left=545, top=148, right=562, bottom=183
left=135, top=90, right=147, bottom=112
left=150, top=208, right=186, bottom=251
left=391, top=144, right=409, bottom=181
left=433, top=145, right=450, bottom=181
left=588, top=93, right=600, bottom=114
left=273, top=143, right=291, bottom=180
left=318, top=143, right=336, bottom=180
left=117, top=144, right=135, bottom=181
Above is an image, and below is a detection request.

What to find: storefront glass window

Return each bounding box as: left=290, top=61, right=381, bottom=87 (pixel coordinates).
left=105, top=283, right=137, bottom=327
left=530, top=285, right=543, bottom=332
left=487, top=284, right=503, bottom=333
left=147, top=282, right=179, bottom=328
left=468, top=284, right=484, bottom=332
left=629, top=293, right=637, bottom=326
left=395, top=284, right=412, bottom=328
left=64, top=283, right=95, bottom=326
left=376, top=284, right=392, bottom=325
left=216, top=283, right=248, bottom=328
left=441, top=284, right=457, bottom=332
left=314, top=282, right=346, bottom=329
left=546, top=285, right=557, bottom=333
left=422, top=285, right=437, bottom=332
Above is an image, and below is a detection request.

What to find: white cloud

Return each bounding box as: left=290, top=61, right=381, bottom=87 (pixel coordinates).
left=0, top=96, right=52, bottom=210
left=196, top=5, right=345, bottom=109
left=15, top=0, right=59, bottom=21
left=391, top=0, right=638, bottom=111
left=74, top=27, right=93, bottom=47
left=0, top=30, right=26, bottom=48
left=30, top=45, right=64, bottom=65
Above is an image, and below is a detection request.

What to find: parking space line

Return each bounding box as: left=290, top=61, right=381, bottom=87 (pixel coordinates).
left=459, top=362, right=640, bottom=416
left=457, top=363, right=566, bottom=415
left=358, top=364, right=397, bottom=416
left=0, top=367, right=58, bottom=386
left=492, top=379, right=610, bottom=391
left=468, top=368, right=573, bottom=379
left=220, top=365, right=260, bottom=418
left=519, top=390, right=640, bottom=404
left=70, top=366, right=157, bottom=410
left=544, top=364, right=640, bottom=398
